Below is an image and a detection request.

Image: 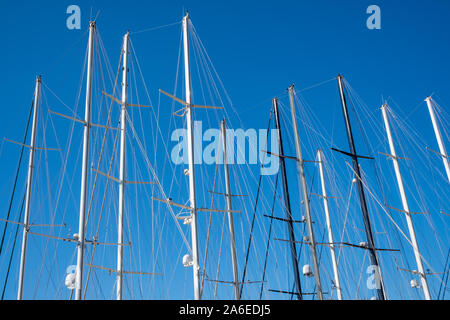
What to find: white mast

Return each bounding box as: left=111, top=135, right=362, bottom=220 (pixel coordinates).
left=220, top=120, right=240, bottom=300
left=288, top=85, right=323, bottom=300
left=75, top=21, right=95, bottom=301
left=316, top=149, right=342, bottom=300
left=183, top=12, right=201, bottom=300
left=117, top=31, right=129, bottom=300
left=381, top=104, right=431, bottom=300
left=17, top=76, right=41, bottom=300
left=425, top=97, right=450, bottom=183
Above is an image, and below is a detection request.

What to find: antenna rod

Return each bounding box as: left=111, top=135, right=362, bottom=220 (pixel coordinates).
left=17, top=76, right=41, bottom=300
left=288, top=86, right=323, bottom=300
left=273, top=97, right=303, bottom=300
left=75, top=21, right=95, bottom=300
left=317, top=149, right=342, bottom=300
left=425, top=97, right=450, bottom=183
left=336, top=75, right=386, bottom=300
left=183, top=12, right=201, bottom=300
left=381, top=104, right=431, bottom=300
left=220, top=120, right=240, bottom=300
left=117, top=31, right=130, bottom=301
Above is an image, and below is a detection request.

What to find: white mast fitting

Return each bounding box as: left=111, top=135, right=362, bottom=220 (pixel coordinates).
left=17, top=76, right=41, bottom=300
left=425, top=97, right=450, bottom=184
left=316, top=150, right=343, bottom=300
left=75, top=21, right=96, bottom=301
left=220, top=120, right=240, bottom=300
left=117, top=31, right=130, bottom=300
left=183, top=11, right=201, bottom=300
left=381, top=104, right=431, bottom=300
left=288, top=85, right=323, bottom=300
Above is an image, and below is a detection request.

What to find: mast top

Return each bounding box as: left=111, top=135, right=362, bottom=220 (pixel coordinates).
left=36, top=75, right=42, bottom=83
left=89, top=21, right=96, bottom=29
left=425, top=96, right=432, bottom=102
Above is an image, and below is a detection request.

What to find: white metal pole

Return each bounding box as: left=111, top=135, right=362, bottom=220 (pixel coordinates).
left=117, top=31, right=129, bottom=300
left=317, top=150, right=343, bottom=300
left=425, top=97, right=450, bottom=184
left=220, top=120, right=240, bottom=300
left=288, top=85, right=323, bottom=300
left=75, top=21, right=95, bottom=300
left=17, top=76, right=41, bottom=300
left=183, top=12, right=201, bottom=300
left=381, top=104, right=431, bottom=300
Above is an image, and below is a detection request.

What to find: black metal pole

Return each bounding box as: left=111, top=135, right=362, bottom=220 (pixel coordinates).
left=336, top=75, right=386, bottom=300
left=273, top=98, right=303, bottom=300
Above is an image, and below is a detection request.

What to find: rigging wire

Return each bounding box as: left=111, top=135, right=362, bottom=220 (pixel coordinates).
left=437, top=248, right=450, bottom=300
left=130, top=21, right=181, bottom=35
left=83, top=121, right=121, bottom=299
left=1, top=190, right=26, bottom=299
left=239, top=107, right=274, bottom=298
left=259, top=172, right=279, bottom=299
left=199, top=156, right=219, bottom=298
left=0, top=94, right=34, bottom=257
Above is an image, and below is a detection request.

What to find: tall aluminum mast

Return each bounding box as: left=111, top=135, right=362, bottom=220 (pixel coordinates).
left=381, top=104, right=431, bottom=300
left=273, top=97, right=303, bottom=300
left=425, top=97, right=450, bottom=183
left=116, top=31, right=130, bottom=300
left=183, top=12, right=201, bottom=300
left=17, top=76, right=41, bottom=300
left=336, top=75, right=385, bottom=300
left=317, top=150, right=342, bottom=300
left=220, top=120, right=240, bottom=300
left=75, top=21, right=96, bottom=301
left=287, top=86, right=323, bottom=300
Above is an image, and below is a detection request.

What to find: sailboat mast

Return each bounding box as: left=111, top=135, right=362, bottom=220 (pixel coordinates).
left=336, top=75, right=386, bottom=300
left=287, top=86, right=323, bottom=300
left=75, top=21, right=95, bottom=301
left=381, top=104, right=431, bottom=300
left=117, top=31, right=130, bottom=301
left=17, top=75, right=41, bottom=300
left=220, top=120, right=240, bottom=300
left=182, top=12, right=201, bottom=300
left=272, top=97, right=303, bottom=300
left=425, top=97, right=450, bottom=183
left=316, top=150, right=342, bottom=300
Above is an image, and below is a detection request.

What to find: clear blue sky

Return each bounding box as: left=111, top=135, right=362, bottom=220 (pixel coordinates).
left=0, top=0, right=449, bottom=300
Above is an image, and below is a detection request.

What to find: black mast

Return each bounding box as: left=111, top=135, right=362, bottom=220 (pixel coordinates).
left=273, top=98, right=303, bottom=300
left=336, top=75, right=386, bottom=300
